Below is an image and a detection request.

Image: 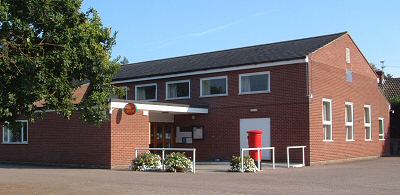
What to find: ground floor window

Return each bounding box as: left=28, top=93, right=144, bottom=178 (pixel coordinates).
left=2, top=120, right=28, bottom=144
left=345, top=102, right=354, bottom=141
left=322, top=99, right=333, bottom=141
left=364, top=105, right=372, bottom=141
left=379, top=118, right=384, bottom=140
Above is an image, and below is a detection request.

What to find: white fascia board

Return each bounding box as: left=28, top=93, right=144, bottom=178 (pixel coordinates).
left=109, top=101, right=208, bottom=114
left=112, top=58, right=306, bottom=84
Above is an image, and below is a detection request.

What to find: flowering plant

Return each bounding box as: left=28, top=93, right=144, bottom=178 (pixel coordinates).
left=164, top=152, right=193, bottom=172
left=230, top=156, right=259, bottom=172
left=131, top=153, right=162, bottom=171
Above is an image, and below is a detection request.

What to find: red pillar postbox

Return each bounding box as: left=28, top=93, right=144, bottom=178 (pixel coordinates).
left=247, top=130, right=263, bottom=161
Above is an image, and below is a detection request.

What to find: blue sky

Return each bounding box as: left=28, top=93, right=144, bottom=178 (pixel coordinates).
left=82, top=0, right=400, bottom=76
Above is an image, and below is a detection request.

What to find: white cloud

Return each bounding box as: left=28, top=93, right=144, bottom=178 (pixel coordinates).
left=137, top=11, right=274, bottom=51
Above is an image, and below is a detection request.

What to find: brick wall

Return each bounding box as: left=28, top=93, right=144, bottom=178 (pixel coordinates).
left=0, top=112, right=111, bottom=168
left=110, top=109, right=150, bottom=168
left=120, top=64, right=310, bottom=163
left=308, top=34, right=391, bottom=164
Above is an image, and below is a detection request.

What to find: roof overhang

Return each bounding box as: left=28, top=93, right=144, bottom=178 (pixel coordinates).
left=109, top=100, right=208, bottom=114
left=112, top=58, right=306, bottom=84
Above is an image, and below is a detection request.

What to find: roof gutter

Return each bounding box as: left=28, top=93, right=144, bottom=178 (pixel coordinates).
left=112, top=58, right=307, bottom=84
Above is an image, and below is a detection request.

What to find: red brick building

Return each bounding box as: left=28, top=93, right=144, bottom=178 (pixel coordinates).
left=379, top=77, right=400, bottom=155
left=0, top=32, right=390, bottom=169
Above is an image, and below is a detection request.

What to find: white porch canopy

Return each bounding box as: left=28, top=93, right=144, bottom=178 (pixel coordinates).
left=109, top=100, right=208, bottom=115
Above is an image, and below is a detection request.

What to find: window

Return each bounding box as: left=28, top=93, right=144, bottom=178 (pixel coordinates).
left=364, top=105, right=372, bottom=141
left=346, top=69, right=352, bottom=82
left=322, top=99, right=333, bottom=141
left=345, top=102, right=354, bottom=141
left=2, top=120, right=28, bottom=144
left=379, top=118, right=384, bottom=140
left=346, top=48, right=351, bottom=64
left=135, top=84, right=157, bottom=101
left=166, top=80, right=190, bottom=100
left=200, top=76, right=228, bottom=97
left=111, top=86, right=128, bottom=100
left=239, top=72, right=270, bottom=94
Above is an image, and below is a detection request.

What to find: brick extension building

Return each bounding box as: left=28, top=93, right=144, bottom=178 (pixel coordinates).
left=379, top=77, right=400, bottom=155
left=0, top=32, right=391, bottom=169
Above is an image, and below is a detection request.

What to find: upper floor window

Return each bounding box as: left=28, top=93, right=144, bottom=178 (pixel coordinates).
left=166, top=80, right=190, bottom=100
left=322, top=99, right=333, bottom=141
left=2, top=120, right=28, bottom=144
left=364, top=105, right=372, bottom=141
left=135, top=83, right=157, bottom=101
left=346, top=48, right=351, bottom=64
left=200, top=76, right=228, bottom=97
left=111, top=86, right=128, bottom=100
left=239, top=71, right=270, bottom=94
left=345, top=102, right=354, bottom=141
left=379, top=118, right=384, bottom=140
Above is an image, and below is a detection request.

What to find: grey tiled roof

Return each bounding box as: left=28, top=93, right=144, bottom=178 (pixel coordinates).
left=113, top=32, right=347, bottom=81
left=380, top=78, right=400, bottom=100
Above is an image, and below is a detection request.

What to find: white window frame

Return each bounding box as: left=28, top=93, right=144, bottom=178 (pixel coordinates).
left=364, top=105, right=372, bottom=141
left=378, top=117, right=385, bottom=140
left=2, top=120, right=28, bottom=144
left=165, top=80, right=191, bottom=100
left=345, top=102, right=354, bottom=141
left=135, top=83, right=157, bottom=101
left=239, top=71, right=271, bottom=95
left=200, top=76, right=228, bottom=97
left=346, top=48, right=351, bottom=64
left=322, top=98, right=333, bottom=142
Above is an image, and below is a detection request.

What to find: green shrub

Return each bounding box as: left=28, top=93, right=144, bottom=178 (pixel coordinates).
left=164, top=152, right=193, bottom=172
left=131, top=153, right=162, bottom=171
left=230, top=156, right=259, bottom=172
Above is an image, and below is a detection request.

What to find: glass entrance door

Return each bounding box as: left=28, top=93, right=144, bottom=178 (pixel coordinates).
left=150, top=123, right=174, bottom=148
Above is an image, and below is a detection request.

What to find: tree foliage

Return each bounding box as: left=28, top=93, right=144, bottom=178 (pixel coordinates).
left=390, top=96, right=400, bottom=107
left=120, top=56, right=129, bottom=65
left=370, top=62, right=393, bottom=78
left=0, top=0, right=120, bottom=126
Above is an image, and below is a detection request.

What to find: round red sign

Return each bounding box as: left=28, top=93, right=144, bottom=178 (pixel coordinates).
left=124, top=103, right=137, bottom=115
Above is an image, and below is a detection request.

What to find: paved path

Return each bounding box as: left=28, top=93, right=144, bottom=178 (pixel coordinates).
left=0, top=157, right=399, bottom=194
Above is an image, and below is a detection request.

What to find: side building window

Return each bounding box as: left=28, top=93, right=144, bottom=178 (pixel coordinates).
left=379, top=118, right=385, bottom=140
left=2, top=120, right=28, bottom=144
left=135, top=83, right=157, bottom=101
left=200, top=76, right=228, bottom=97
left=364, top=105, right=372, bottom=141
left=166, top=80, right=190, bottom=100
left=322, top=99, right=333, bottom=141
left=345, top=102, right=354, bottom=141
left=239, top=71, right=270, bottom=94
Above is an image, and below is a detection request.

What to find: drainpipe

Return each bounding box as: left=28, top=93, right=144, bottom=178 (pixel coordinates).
left=305, top=56, right=312, bottom=100
left=305, top=55, right=312, bottom=166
